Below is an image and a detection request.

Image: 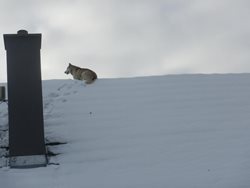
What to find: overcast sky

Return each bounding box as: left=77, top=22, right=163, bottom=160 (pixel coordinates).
left=0, top=0, right=250, bottom=82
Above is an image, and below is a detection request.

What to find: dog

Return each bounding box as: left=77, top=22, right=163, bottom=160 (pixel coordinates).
left=64, top=63, right=97, bottom=84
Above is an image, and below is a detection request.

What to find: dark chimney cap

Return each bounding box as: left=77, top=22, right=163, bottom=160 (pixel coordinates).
left=17, top=30, right=28, bottom=35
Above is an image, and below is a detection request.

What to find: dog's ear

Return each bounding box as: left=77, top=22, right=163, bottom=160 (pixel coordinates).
left=69, top=63, right=71, bottom=66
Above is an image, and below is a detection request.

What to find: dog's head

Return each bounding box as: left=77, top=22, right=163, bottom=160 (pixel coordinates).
left=64, top=63, right=72, bottom=74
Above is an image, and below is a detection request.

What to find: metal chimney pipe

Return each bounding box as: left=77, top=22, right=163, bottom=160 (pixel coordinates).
left=3, top=30, right=47, bottom=168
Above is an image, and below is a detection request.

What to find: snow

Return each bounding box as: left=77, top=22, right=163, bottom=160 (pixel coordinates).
left=1, top=74, right=250, bottom=188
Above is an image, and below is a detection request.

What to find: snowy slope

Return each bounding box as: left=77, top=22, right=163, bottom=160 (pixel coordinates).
left=1, top=74, right=250, bottom=188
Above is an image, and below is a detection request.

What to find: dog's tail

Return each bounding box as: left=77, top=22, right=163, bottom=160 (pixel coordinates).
left=93, top=73, right=97, bottom=80
left=85, top=73, right=97, bottom=84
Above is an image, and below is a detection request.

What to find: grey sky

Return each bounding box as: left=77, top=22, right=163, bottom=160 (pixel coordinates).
left=0, top=0, right=250, bottom=82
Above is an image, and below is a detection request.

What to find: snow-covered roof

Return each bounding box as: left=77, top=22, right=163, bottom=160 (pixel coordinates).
left=1, top=74, right=250, bottom=187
